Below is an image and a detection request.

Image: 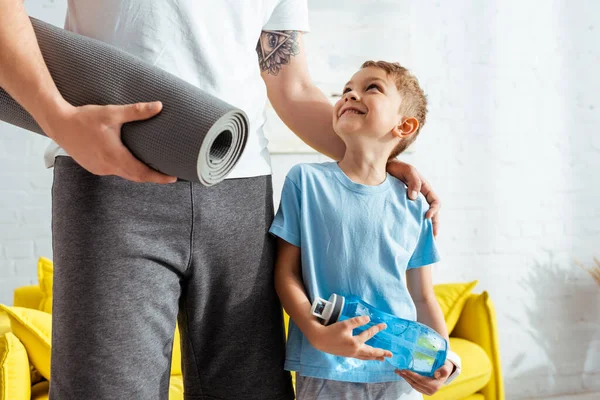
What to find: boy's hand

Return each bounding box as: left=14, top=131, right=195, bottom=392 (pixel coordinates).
left=395, top=360, right=454, bottom=396
left=308, top=316, right=393, bottom=361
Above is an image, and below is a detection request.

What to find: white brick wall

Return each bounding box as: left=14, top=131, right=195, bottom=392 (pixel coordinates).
left=0, top=0, right=598, bottom=398
left=0, top=0, right=63, bottom=302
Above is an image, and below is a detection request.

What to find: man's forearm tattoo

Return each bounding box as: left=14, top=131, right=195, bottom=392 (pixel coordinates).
left=256, top=30, right=300, bottom=76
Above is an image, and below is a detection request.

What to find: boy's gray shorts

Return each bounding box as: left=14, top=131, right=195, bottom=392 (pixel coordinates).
left=296, top=374, right=422, bottom=400
left=49, top=156, right=293, bottom=400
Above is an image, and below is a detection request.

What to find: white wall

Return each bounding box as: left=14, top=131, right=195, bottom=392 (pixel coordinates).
left=0, top=0, right=64, bottom=304
left=0, top=1, right=599, bottom=398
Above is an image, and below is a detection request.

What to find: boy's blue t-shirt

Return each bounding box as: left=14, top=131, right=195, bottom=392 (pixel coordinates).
left=269, top=162, right=440, bottom=383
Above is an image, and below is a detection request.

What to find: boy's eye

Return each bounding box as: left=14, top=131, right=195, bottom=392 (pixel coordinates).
left=343, top=87, right=352, bottom=94
left=367, top=84, right=381, bottom=91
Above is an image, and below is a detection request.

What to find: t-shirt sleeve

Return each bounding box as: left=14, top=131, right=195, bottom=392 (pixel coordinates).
left=263, top=0, right=310, bottom=32
left=269, top=176, right=302, bottom=247
left=407, top=210, right=441, bottom=269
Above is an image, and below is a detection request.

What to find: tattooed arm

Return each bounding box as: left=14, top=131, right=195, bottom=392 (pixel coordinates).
left=257, top=30, right=346, bottom=160
left=257, top=30, right=443, bottom=236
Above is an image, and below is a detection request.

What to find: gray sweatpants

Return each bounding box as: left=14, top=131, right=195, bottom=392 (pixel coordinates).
left=50, top=156, right=293, bottom=400
left=296, top=374, right=422, bottom=400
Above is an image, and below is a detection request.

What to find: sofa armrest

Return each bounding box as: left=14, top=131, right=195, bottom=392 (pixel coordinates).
left=0, top=332, right=32, bottom=400
left=13, top=286, right=43, bottom=310
left=452, top=292, right=504, bottom=400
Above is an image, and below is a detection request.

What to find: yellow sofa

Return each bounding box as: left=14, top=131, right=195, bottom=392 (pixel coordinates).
left=0, top=258, right=504, bottom=399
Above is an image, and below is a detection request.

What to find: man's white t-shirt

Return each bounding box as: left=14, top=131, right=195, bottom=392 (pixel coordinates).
left=44, top=0, right=310, bottom=179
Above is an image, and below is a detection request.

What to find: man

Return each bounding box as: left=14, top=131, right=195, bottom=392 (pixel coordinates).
left=0, top=0, right=440, bottom=398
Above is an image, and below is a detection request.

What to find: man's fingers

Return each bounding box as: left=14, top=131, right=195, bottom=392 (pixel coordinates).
left=120, top=101, right=163, bottom=123
left=117, top=145, right=177, bottom=184
left=431, top=212, right=440, bottom=238
left=356, top=323, right=387, bottom=343
left=421, top=178, right=441, bottom=237
left=404, top=168, right=422, bottom=200
left=424, top=198, right=441, bottom=219
left=420, top=178, right=434, bottom=202
left=106, top=101, right=175, bottom=183
left=387, top=160, right=421, bottom=200
left=421, top=179, right=441, bottom=218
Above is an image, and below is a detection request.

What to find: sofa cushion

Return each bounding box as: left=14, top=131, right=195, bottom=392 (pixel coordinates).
left=0, top=332, right=31, bottom=400
left=0, top=313, right=9, bottom=337
left=37, top=258, right=54, bottom=314
left=461, top=395, right=485, bottom=400
left=433, top=281, right=478, bottom=334
left=169, top=375, right=184, bottom=400
left=425, top=338, right=491, bottom=400
left=13, top=285, right=43, bottom=311
left=0, top=306, right=52, bottom=381
left=30, top=381, right=49, bottom=400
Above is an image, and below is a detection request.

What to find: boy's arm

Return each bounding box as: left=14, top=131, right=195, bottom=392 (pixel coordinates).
left=397, top=265, right=461, bottom=395
left=274, top=237, right=391, bottom=361
left=406, top=265, right=449, bottom=341
left=273, top=237, right=323, bottom=339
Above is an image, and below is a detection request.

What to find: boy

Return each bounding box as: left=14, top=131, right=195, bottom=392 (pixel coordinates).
left=270, top=61, right=461, bottom=399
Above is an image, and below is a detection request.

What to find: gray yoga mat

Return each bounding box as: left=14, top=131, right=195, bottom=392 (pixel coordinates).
left=0, top=17, right=248, bottom=185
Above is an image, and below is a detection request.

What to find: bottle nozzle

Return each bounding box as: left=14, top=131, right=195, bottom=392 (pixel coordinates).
left=311, top=294, right=344, bottom=326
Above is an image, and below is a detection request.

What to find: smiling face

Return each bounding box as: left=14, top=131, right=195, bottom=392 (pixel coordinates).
left=333, top=66, right=404, bottom=141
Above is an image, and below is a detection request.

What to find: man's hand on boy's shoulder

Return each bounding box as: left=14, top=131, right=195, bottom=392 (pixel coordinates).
left=306, top=315, right=393, bottom=362
left=386, top=159, right=441, bottom=237
left=395, top=360, right=454, bottom=395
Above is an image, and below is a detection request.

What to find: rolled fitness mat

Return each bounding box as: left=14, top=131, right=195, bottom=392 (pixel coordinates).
left=0, top=17, right=248, bottom=185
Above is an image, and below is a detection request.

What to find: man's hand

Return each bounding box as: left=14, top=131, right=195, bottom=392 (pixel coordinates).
left=0, top=1, right=174, bottom=184
left=307, top=316, right=393, bottom=361
left=386, top=159, right=441, bottom=237
left=45, top=101, right=177, bottom=184
left=395, top=360, right=454, bottom=396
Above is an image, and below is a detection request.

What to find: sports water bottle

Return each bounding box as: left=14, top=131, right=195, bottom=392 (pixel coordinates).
left=311, top=293, right=448, bottom=377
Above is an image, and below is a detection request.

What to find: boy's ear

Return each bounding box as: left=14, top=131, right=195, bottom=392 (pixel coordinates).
left=392, top=117, right=419, bottom=139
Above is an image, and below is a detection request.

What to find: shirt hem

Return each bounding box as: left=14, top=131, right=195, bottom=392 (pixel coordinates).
left=269, top=225, right=301, bottom=247
left=261, top=23, right=311, bottom=32
left=407, top=252, right=441, bottom=269
left=44, top=148, right=273, bottom=179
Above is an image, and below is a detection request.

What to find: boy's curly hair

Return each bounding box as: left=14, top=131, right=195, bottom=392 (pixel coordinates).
left=361, top=61, right=427, bottom=158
